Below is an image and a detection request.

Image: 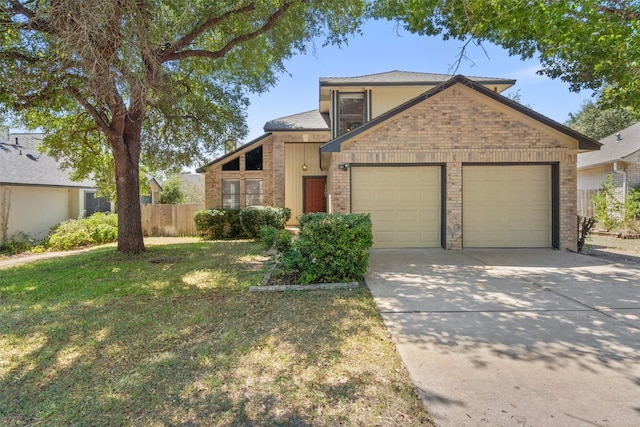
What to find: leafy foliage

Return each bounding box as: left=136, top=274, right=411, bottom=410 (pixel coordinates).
left=592, top=175, right=621, bottom=231
left=283, top=213, right=373, bottom=284
left=566, top=101, right=639, bottom=140
left=258, top=225, right=292, bottom=253
left=239, top=206, right=291, bottom=238
left=372, top=0, right=640, bottom=108
left=47, top=213, right=118, bottom=250
left=193, top=209, right=246, bottom=240
left=158, top=175, right=186, bottom=204
left=0, top=0, right=366, bottom=253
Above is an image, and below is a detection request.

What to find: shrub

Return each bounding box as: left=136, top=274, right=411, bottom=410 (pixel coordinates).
left=577, top=215, right=596, bottom=253
left=625, top=186, right=640, bottom=222
left=194, top=209, right=226, bottom=240
left=591, top=175, right=620, bottom=231
left=259, top=225, right=278, bottom=251
left=283, top=213, right=373, bottom=284
left=47, top=213, right=118, bottom=250
left=239, top=206, right=291, bottom=238
left=274, top=229, right=293, bottom=254
left=193, top=209, right=246, bottom=240
left=298, top=212, right=327, bottom=228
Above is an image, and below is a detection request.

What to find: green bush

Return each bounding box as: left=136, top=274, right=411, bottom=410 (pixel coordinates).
left=193, top=209, right=245, bottom=240
left=274, top=229, right=293, bottom=254
left=47, top=213, right=118, bottom=250
left=194, top=209, right=226, bottom=240
left=259, top=225, right=278, bottom=251
left=239, top=206, right=291, bottom=238
left=298, top=212, right=328, bottom=228
left=283, top=213, right=373, bottom=284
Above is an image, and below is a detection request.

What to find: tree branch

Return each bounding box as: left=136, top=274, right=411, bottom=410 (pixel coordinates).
left=158, top=2, right=258, bottom=60
left=64, top=85, right=112, bottom=136
left=161, top=1, right=297, bottom=63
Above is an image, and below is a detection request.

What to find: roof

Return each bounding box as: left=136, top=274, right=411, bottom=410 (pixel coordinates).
left=264, top=110, right=330, bottom=132
left=577, top=122, right=640, bottom=169
left=0, top=134, right=95, bottom=188
left=321, top=75, right=601, bottom=154
left=319, top=70, right=515, bottom=87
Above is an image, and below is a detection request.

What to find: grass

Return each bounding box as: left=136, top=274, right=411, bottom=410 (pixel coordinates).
left=0, top=240, right=431, bottom=426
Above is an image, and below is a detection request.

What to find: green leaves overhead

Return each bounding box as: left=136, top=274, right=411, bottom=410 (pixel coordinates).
left=0, top=0, right=366, bottom=253
left=372, top=0, right=640, bottom=107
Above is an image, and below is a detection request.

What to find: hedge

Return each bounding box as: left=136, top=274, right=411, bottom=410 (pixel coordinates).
left=283, top=213, right=373, bottom=284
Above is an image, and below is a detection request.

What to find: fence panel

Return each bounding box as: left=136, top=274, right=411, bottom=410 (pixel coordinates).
left=140, top=203, right=204, bottom=237
left=577, top=189, right=598, bottom=218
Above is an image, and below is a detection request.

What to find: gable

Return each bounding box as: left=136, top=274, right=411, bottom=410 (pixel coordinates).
left=321, top=75, right=600, bottom=158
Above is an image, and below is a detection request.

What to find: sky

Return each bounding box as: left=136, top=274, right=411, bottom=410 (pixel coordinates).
left=242, top=19, right=594, bottom=143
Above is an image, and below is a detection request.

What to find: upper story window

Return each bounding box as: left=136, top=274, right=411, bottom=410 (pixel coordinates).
left=245, top=146, right=263, bottom=170
left=338, top=93, right=365, bottom=136
left=222, top=157, right=240, bottom=171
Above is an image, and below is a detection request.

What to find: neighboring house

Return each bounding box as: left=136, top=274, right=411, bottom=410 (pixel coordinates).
left=577, top=122, right=640, bottom=216
left=199, top=71, right=600, bottom=251
left=143, top=178, right=163, bottom=204
left=0, top=132, right=112, bottom=242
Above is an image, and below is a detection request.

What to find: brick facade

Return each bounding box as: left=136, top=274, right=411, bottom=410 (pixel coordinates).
left=202, top=80, right=590, bottom=252
left=326, top=84, right=580, bottom=251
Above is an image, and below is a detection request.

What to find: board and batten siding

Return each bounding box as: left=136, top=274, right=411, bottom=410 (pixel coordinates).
left=284, top=143, right=327, bottom=224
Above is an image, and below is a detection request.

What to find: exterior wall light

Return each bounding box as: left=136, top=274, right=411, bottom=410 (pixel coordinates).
left=302, top=163, right=308, bottom=171
left=338, top=163, right=350, bottom=171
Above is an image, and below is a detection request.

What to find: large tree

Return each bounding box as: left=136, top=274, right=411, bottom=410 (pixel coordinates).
left=566, top=100, right=639, bottom=140
left=372, top=0, right=640, bottom=107
left=0, top=0, right=364, bottom=253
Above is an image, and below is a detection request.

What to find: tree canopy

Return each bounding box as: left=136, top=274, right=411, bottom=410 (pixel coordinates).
left=566, top=100, right=639, bottom=140
left=372, top=0, right=640, bottom=108
left=0, top=0, right=365, bottom=253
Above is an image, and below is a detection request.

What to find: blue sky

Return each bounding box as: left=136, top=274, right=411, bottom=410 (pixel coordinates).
left=243, top=19, right=593, bottom=143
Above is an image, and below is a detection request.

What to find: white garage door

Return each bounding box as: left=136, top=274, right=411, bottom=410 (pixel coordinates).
left=463, top=165, right=552, bottom=248
left=351, top=166, right=441, bottom=248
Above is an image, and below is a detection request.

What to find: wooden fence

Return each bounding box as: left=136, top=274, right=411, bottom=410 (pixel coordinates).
left=577, top=189, right=598, bottom=218
left=140, top=203, right=204, bottom=237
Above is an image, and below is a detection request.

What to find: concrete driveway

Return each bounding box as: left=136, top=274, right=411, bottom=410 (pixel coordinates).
left=366, top=249, right=640, bottom=426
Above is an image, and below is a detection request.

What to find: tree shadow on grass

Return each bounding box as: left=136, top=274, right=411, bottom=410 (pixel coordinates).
left=0, top=243, right=430, bottom=426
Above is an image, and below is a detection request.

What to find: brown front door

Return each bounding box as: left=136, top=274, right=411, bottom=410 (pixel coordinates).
left=303, top=177, right=326, bottom=213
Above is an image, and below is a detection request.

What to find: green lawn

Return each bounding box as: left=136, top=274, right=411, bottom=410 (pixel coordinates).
left=0, top=240, right=431, bottom=426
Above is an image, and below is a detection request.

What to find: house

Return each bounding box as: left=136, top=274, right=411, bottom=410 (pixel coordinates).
left=199, top=71, right=600, bottom=250
left=577, top=122, right=640, bottom=216
left=0, top=132, right=112, bottom=242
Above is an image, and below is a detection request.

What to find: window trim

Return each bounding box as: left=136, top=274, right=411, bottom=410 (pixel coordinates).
left=245, top=178, right=264, bottom=207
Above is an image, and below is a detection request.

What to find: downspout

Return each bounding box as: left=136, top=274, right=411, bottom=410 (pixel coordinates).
left=613, top=161, right=627, bottom=204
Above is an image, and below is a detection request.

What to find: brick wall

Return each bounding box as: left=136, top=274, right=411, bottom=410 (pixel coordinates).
left=328, top=84, right=580, bottom=251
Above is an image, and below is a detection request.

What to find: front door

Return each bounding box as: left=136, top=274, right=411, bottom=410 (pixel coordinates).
left=303, top=177, right=326, bottom=213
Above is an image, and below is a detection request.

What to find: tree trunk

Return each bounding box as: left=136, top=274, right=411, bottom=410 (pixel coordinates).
left=111, top=123, right=145, bottom=254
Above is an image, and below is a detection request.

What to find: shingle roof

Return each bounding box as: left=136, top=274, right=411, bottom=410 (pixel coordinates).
left=0, top=135, right=95, bottom=187
left=319, top=70, right=515, bottom=86
left=264, top=110, right=330, bottom=132
left=577, top=122, right=640, bottom=169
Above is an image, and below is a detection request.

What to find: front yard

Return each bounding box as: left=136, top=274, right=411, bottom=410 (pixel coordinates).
left=0, top=240, right=431, bottom=426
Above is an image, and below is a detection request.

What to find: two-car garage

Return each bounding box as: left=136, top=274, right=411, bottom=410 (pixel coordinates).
left=351, top=164, right=554, bottom=249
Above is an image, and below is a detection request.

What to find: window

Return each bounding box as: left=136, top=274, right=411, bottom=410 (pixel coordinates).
left=338, top=93, right=365, bottom=136
left=245, top=179, right=263, bottom=206
left=222, top=157, right=240, bottom=171
left=245, top=146, right=263, bottom=170
left=222, top=179, right=240, bottom=209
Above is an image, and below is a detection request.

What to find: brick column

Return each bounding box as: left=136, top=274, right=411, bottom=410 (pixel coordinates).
left=446, top=161, right=463, bottom=249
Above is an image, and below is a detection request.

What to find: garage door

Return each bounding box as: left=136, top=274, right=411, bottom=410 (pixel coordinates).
left=351, top=166, right=441, bottom=248
left=463, top=165, right=552, bottom=248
